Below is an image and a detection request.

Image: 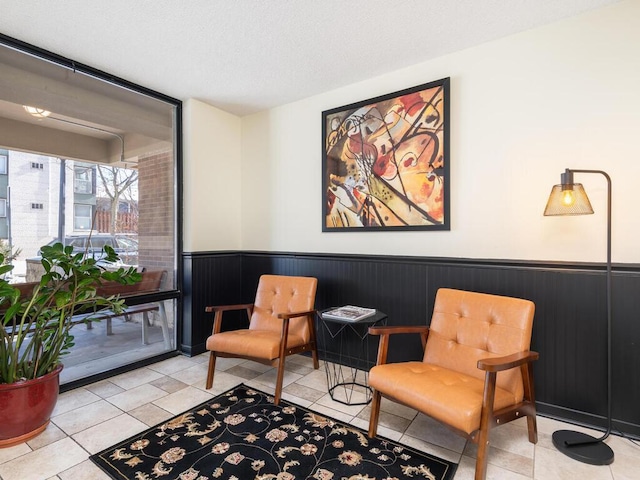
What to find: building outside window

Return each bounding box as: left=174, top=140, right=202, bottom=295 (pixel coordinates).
left=74, top=203, right=93, bottom=230
left=74, top=165, right=94, bottom=194
left=0, top=199, right=6, bottom=217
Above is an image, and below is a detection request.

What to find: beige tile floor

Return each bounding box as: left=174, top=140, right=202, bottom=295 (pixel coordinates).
left=0, top=353, right=638, bottom=480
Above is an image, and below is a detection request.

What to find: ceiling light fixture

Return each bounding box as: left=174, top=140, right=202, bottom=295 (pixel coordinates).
left=23, top=105, right=51, bottom=118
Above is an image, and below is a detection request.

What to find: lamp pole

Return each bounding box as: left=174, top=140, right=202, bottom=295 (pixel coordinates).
left=546, top=169, right=614, bottom=465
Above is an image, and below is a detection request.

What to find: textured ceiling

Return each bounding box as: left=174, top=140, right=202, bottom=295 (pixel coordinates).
left=0, top=0, right=619, bottom=117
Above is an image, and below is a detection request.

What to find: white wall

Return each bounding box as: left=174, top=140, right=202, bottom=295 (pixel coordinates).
left=183, top=99, right=242, bottom=252
left=7, top=152, right=64, bottom=261
left=239, top=0, right=640, bottom=264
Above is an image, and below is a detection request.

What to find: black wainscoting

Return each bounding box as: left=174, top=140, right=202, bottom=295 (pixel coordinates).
left=182, top=252, right=243, bottom=355
left=182, top=251, right=640, bottom=438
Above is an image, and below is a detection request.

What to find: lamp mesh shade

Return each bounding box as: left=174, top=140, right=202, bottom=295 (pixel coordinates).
left=544, top=183, right=594, bottom=216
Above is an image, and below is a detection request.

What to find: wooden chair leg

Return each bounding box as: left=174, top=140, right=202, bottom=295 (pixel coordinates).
left=368, top=390, right=382, bottom=438
left=475, top=435, right=490, bottom=480
left=522, top=361, right=538, bottom=444
left=527, top=414, right=538, bottom=444
left=475, top=371, right=497, bottom=480
left=273, top=319, right=292, bottom=406
left=206, top=351, right=217, bottom=389
left=306, top=314, right=320, bottom=370
left=274, top=357, right=286, bottom=406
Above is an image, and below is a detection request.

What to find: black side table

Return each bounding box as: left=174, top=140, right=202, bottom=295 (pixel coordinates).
left=318, top=309, right=387, bottom=405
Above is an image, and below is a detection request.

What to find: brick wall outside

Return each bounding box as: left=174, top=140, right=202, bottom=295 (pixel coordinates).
left=137, top=149, right=175, bottom=289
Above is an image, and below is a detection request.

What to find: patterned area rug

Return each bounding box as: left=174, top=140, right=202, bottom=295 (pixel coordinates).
left=90, top=384, right=457, bottom=480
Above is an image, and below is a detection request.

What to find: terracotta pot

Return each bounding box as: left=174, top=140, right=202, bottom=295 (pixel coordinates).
left=0, top=365, right=63, bottom=448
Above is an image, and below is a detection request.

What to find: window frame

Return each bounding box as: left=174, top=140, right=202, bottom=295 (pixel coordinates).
left=0, top=32, right=184, bottom=388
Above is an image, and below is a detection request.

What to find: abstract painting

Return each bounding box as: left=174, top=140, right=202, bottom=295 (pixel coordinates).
left=322, top=78, right=450, bottom=231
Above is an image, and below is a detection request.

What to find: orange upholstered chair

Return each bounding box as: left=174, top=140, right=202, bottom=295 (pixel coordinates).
left=368, top=288, right=538, bottom=480
left=204, top=275, right=319, bottom=405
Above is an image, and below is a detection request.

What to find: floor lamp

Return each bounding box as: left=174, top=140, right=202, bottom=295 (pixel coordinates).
left=543, top=168, right=614, bottom=465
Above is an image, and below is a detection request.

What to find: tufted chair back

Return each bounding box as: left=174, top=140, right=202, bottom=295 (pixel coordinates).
left=249, top=275, right=318, bottom=342
left=424, top=288, right=535, bottom=400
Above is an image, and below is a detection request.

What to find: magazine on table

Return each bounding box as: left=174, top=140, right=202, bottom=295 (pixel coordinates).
left=322, top=305, right=376, bottom=322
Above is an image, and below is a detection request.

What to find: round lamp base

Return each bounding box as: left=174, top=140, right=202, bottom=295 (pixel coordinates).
left=552, top=430, right=614, bottom=465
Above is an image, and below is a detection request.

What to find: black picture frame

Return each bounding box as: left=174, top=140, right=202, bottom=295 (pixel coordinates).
left=322, top=77, right=450, bottom=232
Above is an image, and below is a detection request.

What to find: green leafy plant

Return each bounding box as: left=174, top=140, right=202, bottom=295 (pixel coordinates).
left=0, top=243, right=141, bottom=384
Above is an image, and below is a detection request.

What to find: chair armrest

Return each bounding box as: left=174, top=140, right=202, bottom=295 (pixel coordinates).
left=369, top=325, right=430, bottom=336
left=370, top=325, right=430, bottom=366
left=477, top=351, right=539, bottom=372
left=205, top=303, right=254, bottom=313
left=275, top=310, right=317, bottom=356
left=277, top=309, right=316, bottom=320
left=206, top=303, right=254, bottom=336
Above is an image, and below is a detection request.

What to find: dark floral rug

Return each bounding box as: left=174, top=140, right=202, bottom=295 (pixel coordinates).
left=90, top=384, right=457, bottom=480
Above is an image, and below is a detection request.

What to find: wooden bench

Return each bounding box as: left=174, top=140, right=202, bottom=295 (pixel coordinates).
left=9, top=269, right=172, bottom=350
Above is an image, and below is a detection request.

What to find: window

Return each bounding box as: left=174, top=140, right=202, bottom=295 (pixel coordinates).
left=0, top=199, right=6, bottom=217
left=74, top=204, right=93, bottom=230
left=74, top=166, right=94, bottom=194
left=0, top=36, right=180, bottom=385
left=0, top=155, right=7, bottom=174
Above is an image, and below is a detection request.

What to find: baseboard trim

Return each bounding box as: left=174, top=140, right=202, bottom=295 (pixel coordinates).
left=537, top=401, right=640, bottom=441
left=180, top=342, right=207, bottom=357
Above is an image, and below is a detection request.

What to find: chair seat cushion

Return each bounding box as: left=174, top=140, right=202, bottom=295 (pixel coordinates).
left=369, top=361, right=518, bottom=434
left=206, top=330, right=306, bottom=360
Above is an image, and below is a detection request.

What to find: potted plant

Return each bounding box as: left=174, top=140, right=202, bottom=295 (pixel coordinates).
left=0, top=243, right=141, bottom=447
